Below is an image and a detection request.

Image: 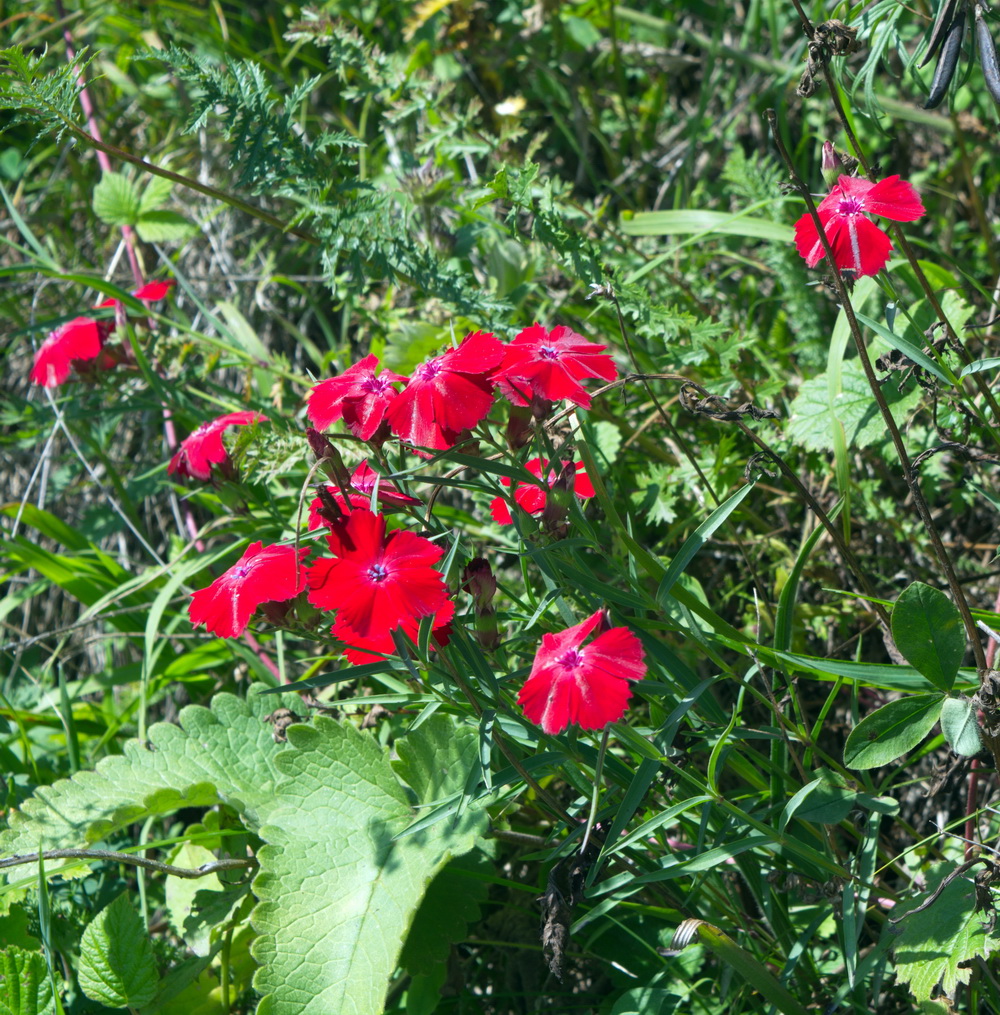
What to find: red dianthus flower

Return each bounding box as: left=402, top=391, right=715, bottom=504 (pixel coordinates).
left=793, top=175, right=925, bottom=278
left=518, top=609, right=646, bottom=735
left=336, top=599, right=455, bottom=664
left=494, top=324, right=617, bottom=409
left=386, top=331, right=504, bottom=449
left=168, top=411, right=269, bottom=481
left=490, top=458, right=595, bottom=525
left=188, top=541, right=309, bottom=638
left=30, top=317, right=104, bottom=388
left=307, top=355, right=407, bottom=441
left=306, top=509, right=449, bottom=640
left=31, top=280, right=175, bottom=387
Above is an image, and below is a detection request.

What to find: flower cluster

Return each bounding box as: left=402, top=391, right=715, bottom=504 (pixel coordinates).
left=183, top=319, right=645, bottom=736
left=307, top=325, right=617, bottom=451
left=31, top=280, right=175, bottom=387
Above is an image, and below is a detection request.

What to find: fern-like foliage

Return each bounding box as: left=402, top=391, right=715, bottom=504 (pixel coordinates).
left=0, top=46, right=91, bottom=143
left=1, top=687, right=489, bottom=1015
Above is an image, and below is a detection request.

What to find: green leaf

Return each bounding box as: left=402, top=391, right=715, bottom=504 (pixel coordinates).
left=0, top=688, right=302, bottom=855
left=786, top=360, right=922, bottom=452
left=136, top=210, right=196, bottom=242
left=939, top=697, right=982, bottom=757
left=843, top=694, right=944, bottom=770
left=656, top=480, right=756, bottom=599
left=251, top=714, right=488, bottom=1015
left=78, top=893, right=159, bottom=1009
left=138, top=173, right=175, bottom=214
left=853, top=310, right=952, bottom=384
left=619, top=209, right=792, bottom=242
left=960, top=356, right=1000, bottom=378
left=891, top=582, right=965, bottom=692
left=892, top=862, right=1000, bottom=1000
left=91, top=171, right=141, bottom=226
left=0, top=947, right=54, bottom=1015
left=609, top=988, right=684, bottom=1014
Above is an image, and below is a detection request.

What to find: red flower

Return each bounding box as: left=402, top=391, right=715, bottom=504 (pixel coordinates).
left=30, top=317, right=104, bottom=387
left=386, top=330, right=505, bottom=449
left=307, top=461, right=421, bottom=530
left=490, top=458, right=595, bottom=525
left=188, top=541, right=309, bottom=638
left=96, top=279, right=176, bottom=309
left=306, top=509, right=448, bottom=639
left=794, top=175, right=925, bottom=278
left=31, top=281, right=175, bottom=387
left=337, top=599, right=455, bottom=664
left=494, top=324, right=617, bottom=409
left=518, top=610, right=646, bottom=735
left=168, top=411, right=269, bottom=481
left=307, top=355, right=407, bottom=441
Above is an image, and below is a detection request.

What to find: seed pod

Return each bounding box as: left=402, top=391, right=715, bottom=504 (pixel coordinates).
left=924, top=9, right=965, bottom=109
left=921, top=0, right=961, bottom=68
left=975, top=3, right=1000, bottom=105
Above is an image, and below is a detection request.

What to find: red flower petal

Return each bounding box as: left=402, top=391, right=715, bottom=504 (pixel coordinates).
left=188, top=541, right=308, bottom=638
left=489, top=459, right=595, bottom=526
left=857, top=175, right=926, bottom=222
left=335, top=599, right=455, bottom=664
left=168, top=411, right=269, bottom=481
left=133, top=280, right=176, bottom=302
left=30, top=317, right=103, bottom=387
left=517, top=610, right=646, bottom=734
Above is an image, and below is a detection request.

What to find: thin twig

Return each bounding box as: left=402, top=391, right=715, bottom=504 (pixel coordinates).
left=0, top=848, right=256, bottom=879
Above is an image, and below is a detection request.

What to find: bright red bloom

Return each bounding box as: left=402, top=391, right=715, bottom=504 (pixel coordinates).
left=494, top=324, right=617, bottom=409
left=188, top=541, right=309, bottom=638
left=794, top=175, right=925, bottom=278
left=337, top=599, right=455, bottom=664
left=490, top=458, right=595, bottom=525
left=30, top=317, right=104, bottom=387
left=386, top=331, right=505, bottom=449
left=307, top=355, right=407, bottom=441
left=306, top=509, right=449, bottom=639
left=168, top=411, right=269, bottom=481
left=96, top=279, right=176, bottom=309
left=518, top=610, right=646, bottom=735
left=307, top=461, right=421, bottom=530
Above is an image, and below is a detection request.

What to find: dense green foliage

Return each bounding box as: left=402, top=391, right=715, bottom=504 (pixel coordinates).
left=4, top=1, right=1000, bottom=1012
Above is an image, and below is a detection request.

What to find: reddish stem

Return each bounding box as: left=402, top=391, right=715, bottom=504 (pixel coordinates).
left=58, top=11, right=281, bottom=680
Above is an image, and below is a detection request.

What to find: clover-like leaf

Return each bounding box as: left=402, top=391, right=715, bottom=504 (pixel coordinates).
left=891, top=582, right=965, bottom=692
left=844, top=694, right=944, bottom=769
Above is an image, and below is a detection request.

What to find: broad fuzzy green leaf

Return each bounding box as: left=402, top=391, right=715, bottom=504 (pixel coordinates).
left=786, top=361, right=921, bottom=452
left=891, top=582, right=965, bottom=692
left=136, top=210, right=196, bottom=242
left=0, top=689, right=301, bottom=855
left=78, top=893, right=159, bottom=1009
left=891, top=862, right=1000, bottom=1000
left=939, top=697, right=982, bottom=757
left=844, top=694, right=944, bottom=769
left=3, top=691, right=487, bottom=1015
left=251, top=714, right=487, bottom=1015
left=0, top=947, right=54, bottom=1015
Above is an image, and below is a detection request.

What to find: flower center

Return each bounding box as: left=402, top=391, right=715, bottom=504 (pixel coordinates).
left=556, top=648, right=584, bottom=670
left=235, top=565, right=252, bottom=578
left=837, top=197, right=864, bottom=216
left=538, top=345, right=562, bottom=361
left=414, top=360, right=442, bottom=382
left=366, top=563, right=389, bottom=583
left=361, top=374, right=392, bottom=395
